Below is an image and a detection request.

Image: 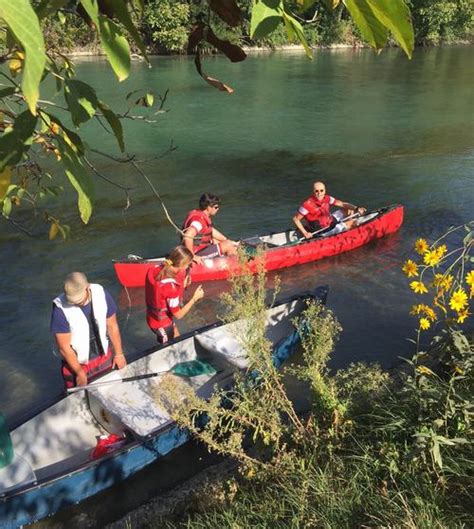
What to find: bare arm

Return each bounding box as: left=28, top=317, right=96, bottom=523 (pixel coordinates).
left=182, top=226, right=197, bottom=254
left=182, top=226, right=203, bottom=264
left=211, top=227, right=227, bottom=242
left=333, top=199, right=365, bottom=215
left=293, top=212, right=311, bottom=239
left=173, top=285, right=204, bottom=320
left=55, top=333, right=88, bottom=386
left=106, top=313, right=127, bottom=369
left=212, top=227, right=238, bottom=244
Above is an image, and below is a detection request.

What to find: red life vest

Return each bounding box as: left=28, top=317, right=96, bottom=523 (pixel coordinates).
left=182, top=209, right=213, bottom=253
left=299, top=195, right=335, bottom=228
left=145, top=266, right=184, bottom=329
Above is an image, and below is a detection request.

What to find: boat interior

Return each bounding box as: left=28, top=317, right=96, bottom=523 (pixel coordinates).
left=0, top=298, right=304, bottom=495
left=243, top=211, right=381, bottom=248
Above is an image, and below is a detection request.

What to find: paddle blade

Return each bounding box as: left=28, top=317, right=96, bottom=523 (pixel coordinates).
left=0, top=413, right=13, bottom=468
left=171, top=360, right=216, bottom=377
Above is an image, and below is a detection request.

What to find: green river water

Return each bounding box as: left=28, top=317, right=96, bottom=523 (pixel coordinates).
left=0, top=45, right=473, bottom=527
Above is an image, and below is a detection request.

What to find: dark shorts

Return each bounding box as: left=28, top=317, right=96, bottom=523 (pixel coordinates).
left=305, top=216, right=338, bottom=235
left=196, top=243, right=221, bottom=258
left=153, top=324, right=175, bottom=344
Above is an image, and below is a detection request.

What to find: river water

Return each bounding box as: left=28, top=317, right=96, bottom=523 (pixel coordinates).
left=0, top=45, right=473, bottom=525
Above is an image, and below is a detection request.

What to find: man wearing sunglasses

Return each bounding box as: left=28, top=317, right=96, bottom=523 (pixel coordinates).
left=51, top=272, right=127, bottom=388
left=293, top=181, right=366, bottom=239
left=182, top=192, right=238, bottom=263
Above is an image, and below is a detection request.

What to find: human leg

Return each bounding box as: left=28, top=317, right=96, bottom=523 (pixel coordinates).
left=153, top=324, right=175, bottom=345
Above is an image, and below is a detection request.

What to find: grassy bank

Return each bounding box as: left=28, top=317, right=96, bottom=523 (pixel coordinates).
left=141, top=228, right=474, bottom=529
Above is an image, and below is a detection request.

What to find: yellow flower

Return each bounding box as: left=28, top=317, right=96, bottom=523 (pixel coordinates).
left=433, top=273, right=453, bottom=292
left=402, top=259, right=418, bottom=277
left=449, top=288, right=468, bottom=312
left=417, top=365, right=434, bottom=376
left=423, top=250, right=441, bottom=267
left=419, top=317, right=431, bottom=330
left=435, top=244, right=447, bottom=259
left=415, top=238, right=429, bottom=255
left=410, top=281, right=428, bottom=294
left=410, top=304, right=437, bottom=321
left=456, top=309, right=470, bottom=324
left=466, top=270, right=474, bottom=287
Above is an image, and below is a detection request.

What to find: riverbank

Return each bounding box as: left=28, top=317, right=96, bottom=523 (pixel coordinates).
left=105, top=459, right=238, bottom=529
left=66, top=40, right=473, bottom=59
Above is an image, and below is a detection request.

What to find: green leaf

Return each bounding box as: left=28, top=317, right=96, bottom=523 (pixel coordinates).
left=0, top=110, right=37, bottom=171
left=80, top=0, right=99, bottom=26
left=0, top=87, right=17, bottom=98
left=64, top=80, right=98, bottom=126
left=56, top=137, right=94, bottom=224
left=343, top=0, right=388, bottom=51
left=101, top=0, right=149, bottom=62
left=145, top=92, right=154, bottom=107
left=0, top=0, right=46, bottom=114
left=282, top=11, right=313, bottom=59
left=98, top=15, right=131, bottom=82
left=366, top=0, right=414, bottom=58
left=49, top=221, right=59, bottom=240
left=98, top=100, right=125, bottom=152
left=44, top=111, right=85, bottom=155
left=0, top=166, right=11, bottom=199
left=250, top=0, right=283, bottom=40
left=36, top=0, right=68, bottom=19
left=322, top=0, right=340, bottom=8
left=1, top=196, right=11, bottom=217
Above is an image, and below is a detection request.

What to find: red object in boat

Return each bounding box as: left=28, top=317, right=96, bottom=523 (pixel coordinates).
left=113, top=204, right=404, bottom=288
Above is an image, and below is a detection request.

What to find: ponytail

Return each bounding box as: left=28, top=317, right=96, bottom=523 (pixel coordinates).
left=157, top=246, right=193, bottom=280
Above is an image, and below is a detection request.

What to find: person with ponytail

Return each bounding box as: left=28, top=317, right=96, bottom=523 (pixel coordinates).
left=145, top=246, right=204, bottom=344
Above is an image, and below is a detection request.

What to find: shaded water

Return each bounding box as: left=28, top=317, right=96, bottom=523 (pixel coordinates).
left=0, top=46, right=473, bottom=524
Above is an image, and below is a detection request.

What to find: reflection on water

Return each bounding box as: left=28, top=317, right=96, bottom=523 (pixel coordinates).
left=1, top=47, right=473, bottom=426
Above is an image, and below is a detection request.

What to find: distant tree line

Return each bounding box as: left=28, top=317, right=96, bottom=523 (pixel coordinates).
left=38, top=0, right=473, bottom=55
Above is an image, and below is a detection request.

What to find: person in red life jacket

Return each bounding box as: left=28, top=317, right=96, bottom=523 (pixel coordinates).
left=50, top=272, right=127, bottom=389
left=146, top=246, right=205, bottom=344
left=182, top=192, right=238, bottom=264
left=293, top=181, right=366, bottom=239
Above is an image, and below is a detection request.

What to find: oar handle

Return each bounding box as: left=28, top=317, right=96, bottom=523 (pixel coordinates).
left=67, top=370, right=167, bottom=393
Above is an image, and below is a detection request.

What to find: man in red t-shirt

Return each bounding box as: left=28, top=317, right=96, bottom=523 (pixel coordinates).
left=293, top=181, right=366, bottom=239
left=182, top=193, right=238, bottom=263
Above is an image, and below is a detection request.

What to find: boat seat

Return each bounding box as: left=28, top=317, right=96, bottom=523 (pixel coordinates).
left=88, top=383, right=173, bottom=440
left=194, top=329, right=248, bottom=369
left=0, top=453, right=36, bottom=494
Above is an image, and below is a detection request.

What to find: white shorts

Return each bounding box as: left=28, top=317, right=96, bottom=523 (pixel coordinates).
left=322, top=210, right=347, bottom=237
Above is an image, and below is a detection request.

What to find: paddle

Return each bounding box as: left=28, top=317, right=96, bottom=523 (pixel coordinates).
left=298, top=211, right=362, bottom=242
left=67, top=359, right=216, bottom=394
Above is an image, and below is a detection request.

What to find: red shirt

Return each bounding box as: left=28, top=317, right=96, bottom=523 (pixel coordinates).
left=298, top=194, right=336, bottom=228
left=145, top=267, right=185, bottom=329
left=182, top=209, right=213, bottom=253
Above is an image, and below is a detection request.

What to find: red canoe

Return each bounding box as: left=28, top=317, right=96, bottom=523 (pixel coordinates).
left=113, top=204, right=404, bottom=287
